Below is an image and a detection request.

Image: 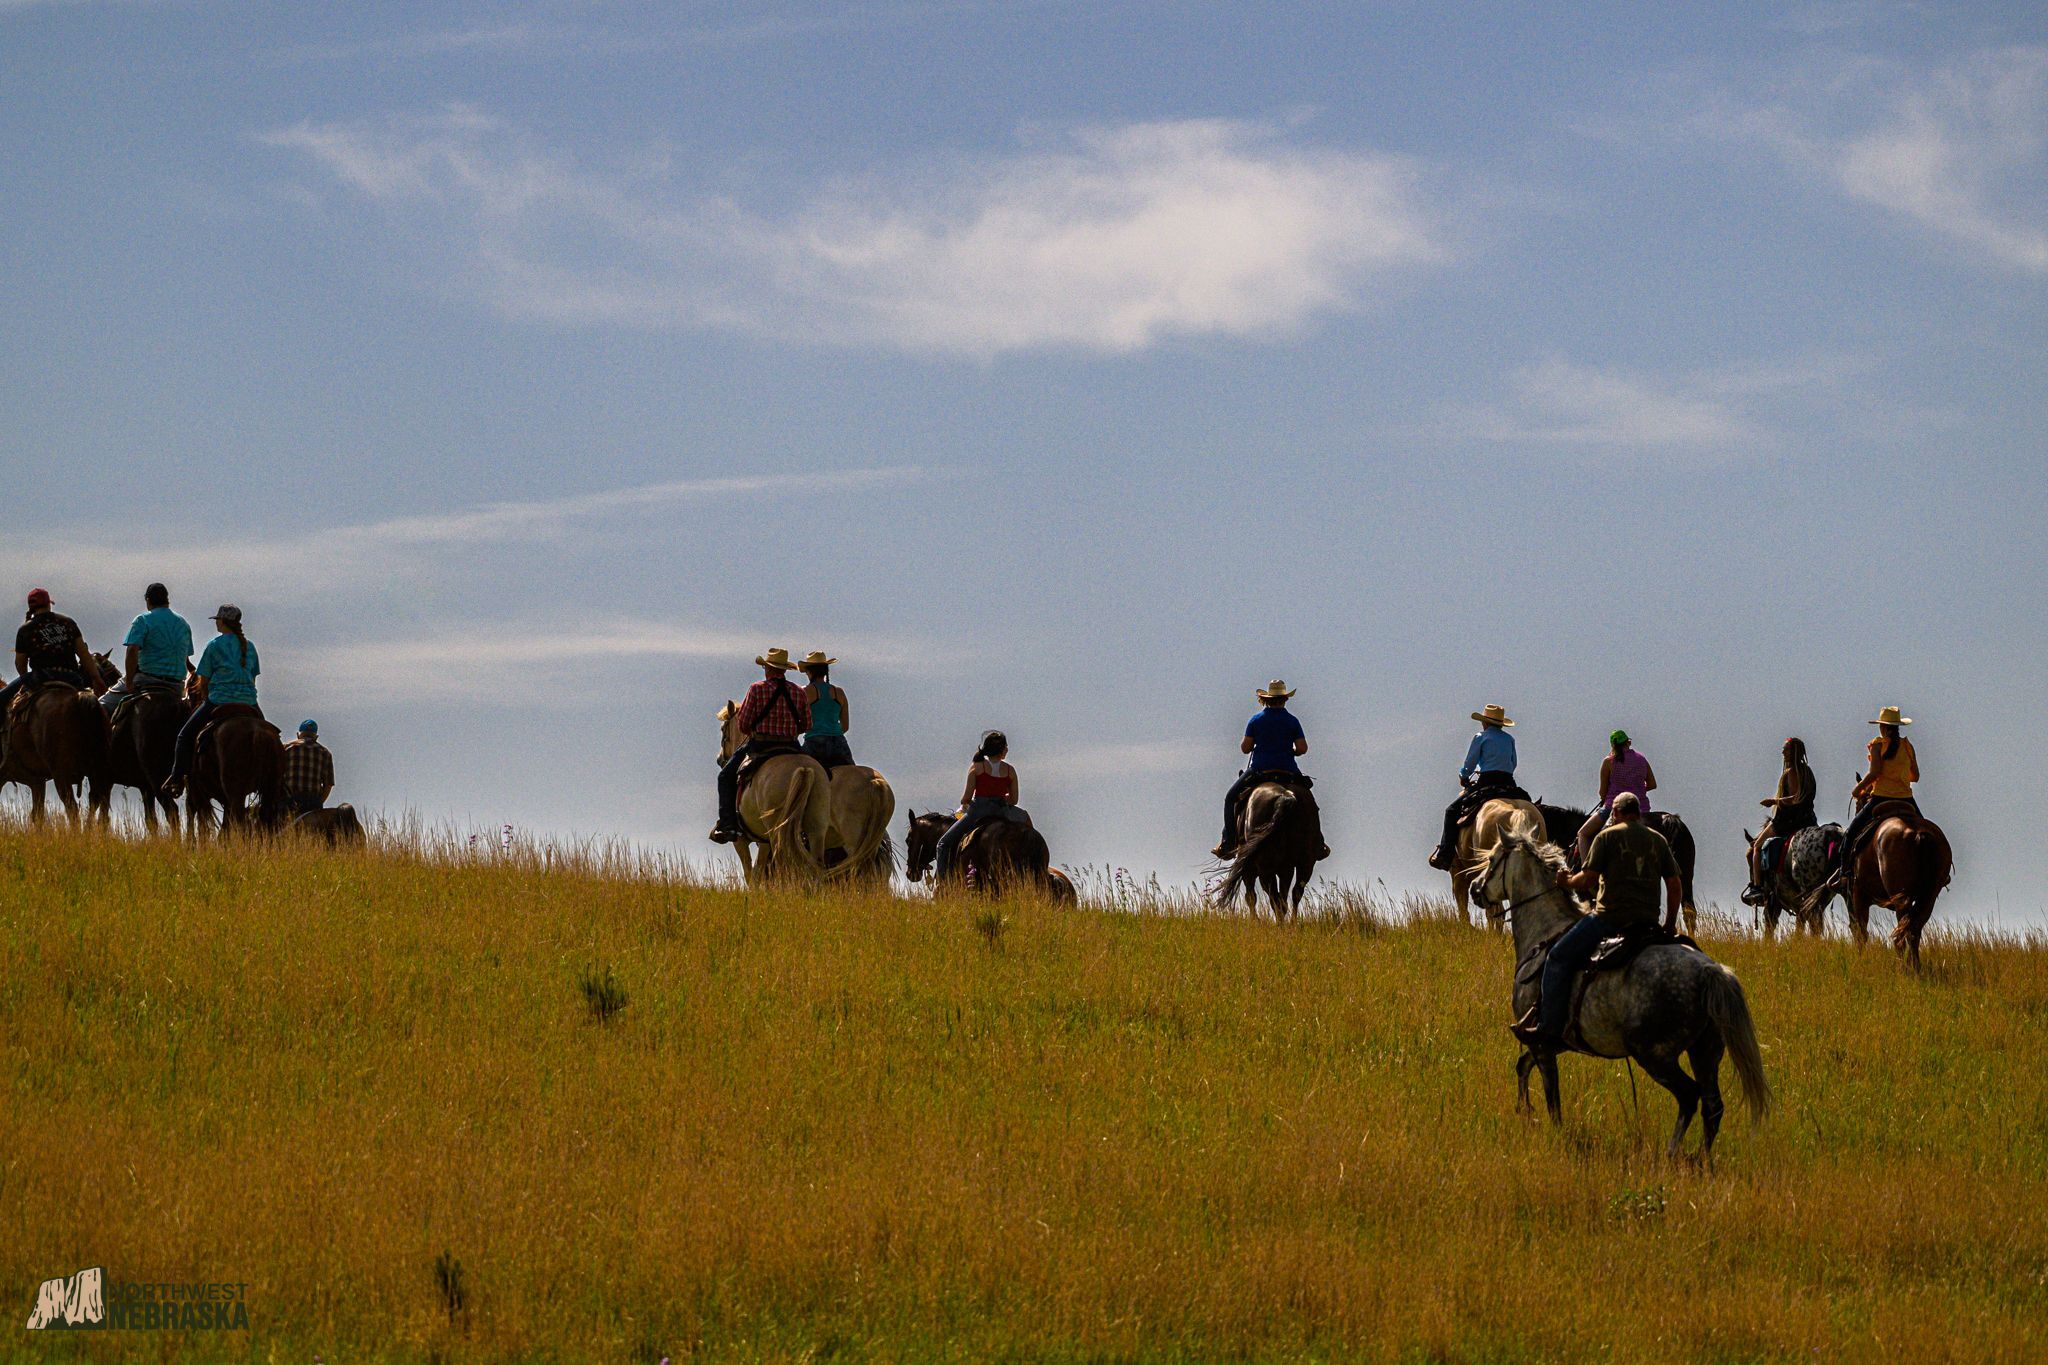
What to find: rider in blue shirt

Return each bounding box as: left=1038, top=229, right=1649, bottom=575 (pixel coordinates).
left=1429, top=704, right=1529, bottom=870
left=1214, top=679, right=1318, bottom=860
left=162, top=604, right=260, bottom=798
left=101, top=582, right=194, bottom=713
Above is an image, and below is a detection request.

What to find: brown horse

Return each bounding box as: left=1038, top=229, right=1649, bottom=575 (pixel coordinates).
left=0, top=680, right=110, bottom=825
left=1214, top=780, right=1325, bottom=920
left=186, top=710, right=284, bottom=836
left=96, top=654, right=190, bottom=833
left=904, top=809, right=1061, bottom=898
left=1846, top=805, right=1952, bottom=969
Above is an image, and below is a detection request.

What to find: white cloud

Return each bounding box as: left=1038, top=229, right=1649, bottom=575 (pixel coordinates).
left=1722, top=46, right=2048, bottom=275
left=1465, top=359, right=1759, bottom=451
left=298, top=620, right=929, bottom=703
left=263, top=110, right=1447, bottom=356
left=38, top=466, right=923, bottom=600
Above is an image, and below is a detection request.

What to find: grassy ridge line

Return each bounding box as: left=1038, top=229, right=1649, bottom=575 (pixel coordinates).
left=1, top=828, right=2044, bottom=1362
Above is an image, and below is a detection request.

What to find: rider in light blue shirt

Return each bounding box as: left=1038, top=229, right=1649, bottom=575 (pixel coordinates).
left=1459, top=725, right=1518, bottom=782
left=123, top=584, right=194, bottom=685
left=162, top=604, right=261, bottom=798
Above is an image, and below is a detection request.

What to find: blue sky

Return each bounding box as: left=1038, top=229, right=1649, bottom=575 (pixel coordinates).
left=3, top=2, right=2045, bottom=922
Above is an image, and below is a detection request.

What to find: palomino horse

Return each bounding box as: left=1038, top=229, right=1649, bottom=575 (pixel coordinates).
left=715, top=703, right=834, bottom=882
left=824, top=764, right=896, bottom=883
left=0, top=679, right=110, bottom=825
left=1214, top=779, right=1324, bottom=920
left=1845, top=803, right=1952, bottom=970
left=96, top=653, right=190, bottom=832
left=1541, top=802, right=1699, bottom=934
left=186, top=709, right=284, bottom=836
left=1451, top=795, right=1548, bottom=924
left=904, top=809, right=1069, bottom=900
left=1478, top=837, right=1771, bottom=1158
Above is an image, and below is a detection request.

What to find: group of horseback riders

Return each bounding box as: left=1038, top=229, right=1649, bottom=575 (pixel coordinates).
left=1, top=585, right=337, bottom=820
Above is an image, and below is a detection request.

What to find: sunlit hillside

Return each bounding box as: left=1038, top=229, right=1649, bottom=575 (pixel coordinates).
left=3, top=825, right=2045, bottom=1362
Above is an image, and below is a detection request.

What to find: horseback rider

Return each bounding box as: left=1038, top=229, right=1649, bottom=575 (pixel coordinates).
left=1510, top=791, right=1681, bottom=1049
left=281, top=719, right=335, bottom=816
left=1839, top=706, right=1918, bottom=868
left=1428, top=703, right=1527, bottom=871
left=1213, top=679, right=1311, bottom=860
left=1741, top=737, right=1817, bottom=906
left=1573, top=729, right=1658, bottom=864
left=0, top=588, right=107, bottom=768
left=160, top=604, right=261, bottom=801
left=711, top=647, right=811, bottom=843
left=797, top=651, right=854, bottom=772
left=101, top=581, right=194, bottom=715
left=934, top=730, right=1025, bottom=881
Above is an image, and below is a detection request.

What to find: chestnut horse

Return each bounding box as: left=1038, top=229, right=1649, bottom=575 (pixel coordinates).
left=0, top=679, right=110, bottom=825
left=1846, top=805, right=1952, bottom=970
left=186, top=710, right=284, bottom=836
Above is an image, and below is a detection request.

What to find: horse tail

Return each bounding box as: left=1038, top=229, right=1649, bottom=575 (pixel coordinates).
left=825, top=772, right=894, bottom=882
left=1703, top=965, right=1771, bottom=1123
left=767, top=763, right=827, bottom=876
left=1904, top=824, right=1951, bottom=927
left=1216, top=789, right=1293, bottom=907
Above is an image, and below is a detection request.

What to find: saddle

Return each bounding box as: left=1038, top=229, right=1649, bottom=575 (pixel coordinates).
left=109, top=679, right=187, bottom=731
left=734, top=740, right=801, bottom=799
left=194, top=703, right=277, bottom=759
left=1515, top=921, right=1699, bottom=1053
left=1248, top=770, right=1313, bottom=790
left=1456, top=780, right=1530, bottom=828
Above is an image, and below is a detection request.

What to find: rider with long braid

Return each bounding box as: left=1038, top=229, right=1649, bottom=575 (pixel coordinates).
left=1840, top=706, right=1918, bottom=867
left=161, top=604, right=260, bottom=800
left=934, top=730, right=1023, bottom=882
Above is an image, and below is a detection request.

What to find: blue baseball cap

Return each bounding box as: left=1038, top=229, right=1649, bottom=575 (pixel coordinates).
left=298, top=719, right=318, bottom=735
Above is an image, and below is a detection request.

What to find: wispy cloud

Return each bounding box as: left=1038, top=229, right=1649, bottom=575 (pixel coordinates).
left=263, top=109, right=1449, bottom=356
left=40, top=467, right=924, bottom=599
left=299, top=620, right=930, bottom=702
left=1714, top=45, right=2048, bottom=275
left=1462, top=358, right=1760, bottom=452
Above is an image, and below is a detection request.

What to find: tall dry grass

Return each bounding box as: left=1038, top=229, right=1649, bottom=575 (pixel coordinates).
left=1, top=823, right=2045, bottom=1361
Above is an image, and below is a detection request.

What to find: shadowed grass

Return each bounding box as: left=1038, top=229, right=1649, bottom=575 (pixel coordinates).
left=1, top=824, right=2044, bottom=1361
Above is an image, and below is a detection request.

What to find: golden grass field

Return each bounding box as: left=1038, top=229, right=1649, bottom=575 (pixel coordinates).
left=3, top=823, right=2046, bottom=1362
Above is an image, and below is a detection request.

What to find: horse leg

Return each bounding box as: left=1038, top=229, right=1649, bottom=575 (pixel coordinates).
left=1635, top=1050, right=1701, bottom=1160
left=56, top=779, right=82, bottom=827
left=1688, top=1032, right=1727, bottom=1159
left=1846, top=887, right=1871, bottom=947
left=1452, top=868, right=1472, bottom=925
left=1538, top=1053, right=1562, bottom=1124
left=1292, top=859, right=1314, bottom=919
left=1258, top=871, right=1280, bottom=921
left=28, top=779, right=48, bottom=825
left=1515, top=1050, right=1538, bottom=1115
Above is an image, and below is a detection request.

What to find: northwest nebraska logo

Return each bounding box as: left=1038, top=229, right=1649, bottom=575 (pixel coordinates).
left=24, top=1268, right=248, bottom=1331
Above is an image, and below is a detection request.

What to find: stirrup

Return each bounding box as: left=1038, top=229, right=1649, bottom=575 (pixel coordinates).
left=1738, top=884, right=1767, bottom=907
left=1426, top=847, right=1454, bottom=871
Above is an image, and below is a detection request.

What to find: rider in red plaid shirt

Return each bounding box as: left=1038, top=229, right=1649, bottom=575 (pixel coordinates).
left=713, top=648, right=810, bottom=841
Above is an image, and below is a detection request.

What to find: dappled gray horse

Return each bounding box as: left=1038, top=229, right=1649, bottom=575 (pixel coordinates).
left=1477, top=836, right=1771, bottom=1158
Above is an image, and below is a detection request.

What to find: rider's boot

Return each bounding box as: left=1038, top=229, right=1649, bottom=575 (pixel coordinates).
left=1738, top=883, right=1768, bottom=907
left=1508, top=1005, right=1549, bottom=1047
left=1426, top=844, right=1455, bottom=871
left=1211, top=833, right=1237, bottom=860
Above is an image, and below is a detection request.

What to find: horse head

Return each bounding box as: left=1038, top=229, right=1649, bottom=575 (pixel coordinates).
left=903, top=809, right=949, bottom=883
left=1478, top=835, right=1565, bottom=925
left=91, top=652, right=120, bottom=687
left=715, top=701, right=740, bottom=765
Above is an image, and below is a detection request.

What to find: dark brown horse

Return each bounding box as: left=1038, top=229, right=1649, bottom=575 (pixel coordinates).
left=1846, top=805, right=1952, bottom=969
left=94, top=653, right=190, bottom=832
left=1540, top=802, right=1698, bottom=933
left=1214, top=780, right=1325, bottom=920
left=186, top=709, right=284, bottom=836
left=0, top=679, right=110, bottom=825
left=904, top=809, right=1063, bottom=898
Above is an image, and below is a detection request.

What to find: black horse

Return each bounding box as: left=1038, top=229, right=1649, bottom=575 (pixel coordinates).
left=1214, top=780, right=1326, bottom=920
left=1539, top=802, right=1698, bottom=932
left=94, top=652, right=189, bottom=832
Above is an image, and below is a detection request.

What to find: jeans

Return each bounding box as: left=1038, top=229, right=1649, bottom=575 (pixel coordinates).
left=283, top=793, right=323, bottom=817
left=801, top=733, right=854, bottom=771
left=1537, top=912, right=1623, bottom=1040
left=934, top=797, right=1018, bottom=879
left=170, top=699, right=216, bottom=783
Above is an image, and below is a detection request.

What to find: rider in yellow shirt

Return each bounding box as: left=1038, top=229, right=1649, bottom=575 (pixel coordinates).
left=1841, top=705, right=1918, bottom=864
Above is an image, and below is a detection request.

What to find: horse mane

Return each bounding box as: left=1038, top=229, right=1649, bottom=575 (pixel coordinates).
left=1500, top=832, right=1570, bottom=878
left=1542, top=800, right=1589, bottom=823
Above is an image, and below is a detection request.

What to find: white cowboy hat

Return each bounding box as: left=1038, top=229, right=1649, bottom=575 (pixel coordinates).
left=755, top=647, right=794, bottom=670
left=1255, top=679, right=1295, bottom=700
left=1471, top=703, right=1514, bottom=727
left=1870, top=705, right=1912, bottom=726
left=797, top=650, right=836, bottom=669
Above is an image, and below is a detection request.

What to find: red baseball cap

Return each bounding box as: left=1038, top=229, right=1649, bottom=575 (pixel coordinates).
left=25, top=587, right=50, bottom=608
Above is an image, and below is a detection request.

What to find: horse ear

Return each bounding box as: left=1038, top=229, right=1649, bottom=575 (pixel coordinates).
left=906, top=808, right=917, bottom=824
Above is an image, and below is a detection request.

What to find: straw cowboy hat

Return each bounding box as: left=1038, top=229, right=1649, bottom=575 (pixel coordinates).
left=1471, top=703, right=1515, bottom=727
left=755, top=647, right=795, bottom=671
left=1255, top=679, right=1296, bottom=701
left=1870, top=705, right=1913, bottom=727
left=797, top=651, right=836, bottom=669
